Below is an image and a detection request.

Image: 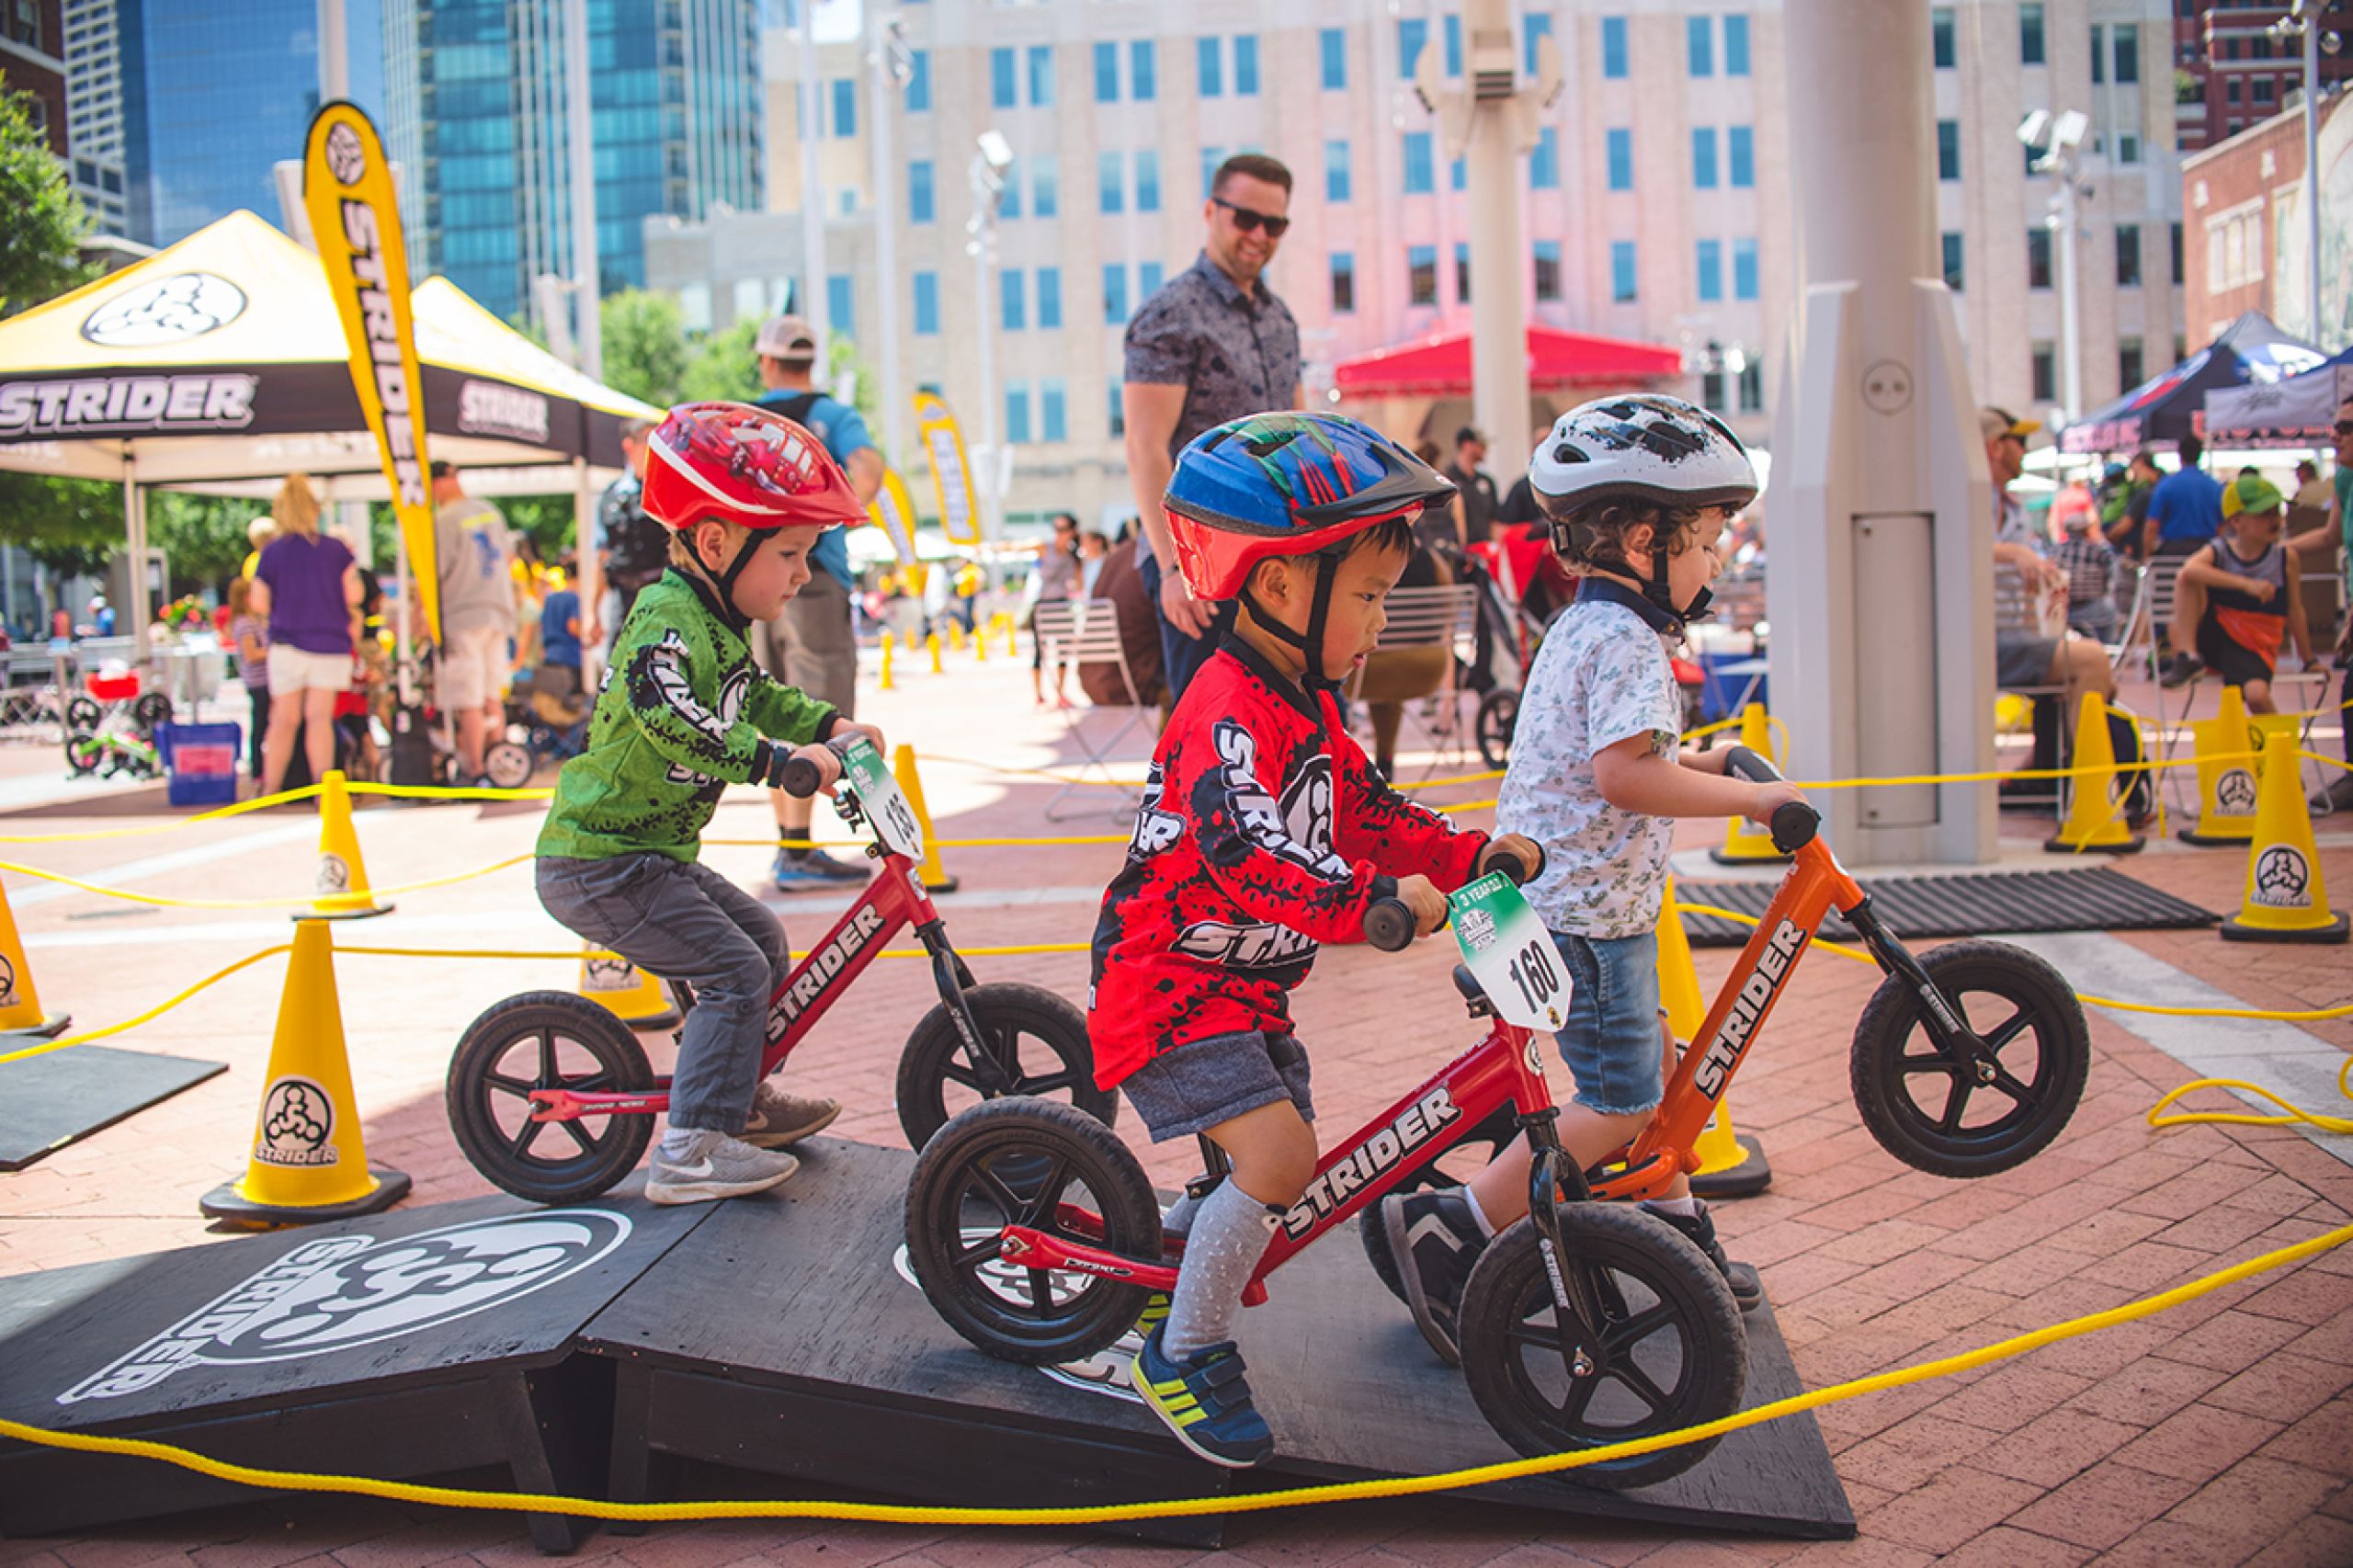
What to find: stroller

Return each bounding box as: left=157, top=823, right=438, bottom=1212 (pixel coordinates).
left=482, top=662, right=590, bottom=788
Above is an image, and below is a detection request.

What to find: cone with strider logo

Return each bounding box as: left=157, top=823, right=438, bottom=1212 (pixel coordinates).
left=1657, top=878, right=1771, bottom=1198
left=2222, top=731, right=2348, bottom=944
left=894, top=744, right=959, bottom=893
left=578, top=947, right=683, bottom=1030
left=307, top=768, right=392, bottom=919
left=0, top=880, right=68, bottom=1040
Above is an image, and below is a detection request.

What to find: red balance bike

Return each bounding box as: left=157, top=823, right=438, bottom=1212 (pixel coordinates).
left=904, top=749, right=2087, bottom=1486
left=448, top=738, right=1112, bottom=1203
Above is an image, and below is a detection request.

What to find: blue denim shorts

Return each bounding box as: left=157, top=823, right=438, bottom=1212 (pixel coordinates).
left=1120, top=1030, right=1315, bottom=1143
left=1550, top=929, right=1667, bottom=1118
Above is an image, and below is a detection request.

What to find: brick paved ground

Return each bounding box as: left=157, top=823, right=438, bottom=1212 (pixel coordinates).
left=1, top=660, right=2347, bottom=1566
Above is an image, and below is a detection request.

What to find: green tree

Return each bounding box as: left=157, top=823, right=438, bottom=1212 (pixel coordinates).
left=0, top=90, right=90, bottom=316
left=0, top=472, right=122, bottom=584
left=147, top=492, right=263, bottom=593
left=679, top=317, right=761, bottom=403
left=598, top=290, right=691, bottom=406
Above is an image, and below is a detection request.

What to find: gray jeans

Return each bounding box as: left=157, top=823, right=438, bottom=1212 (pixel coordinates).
left=537, top=853, right=786, bottom=1134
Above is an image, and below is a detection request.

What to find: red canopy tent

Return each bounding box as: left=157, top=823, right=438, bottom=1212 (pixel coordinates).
left=1333, top=324, right=1683, bottom=397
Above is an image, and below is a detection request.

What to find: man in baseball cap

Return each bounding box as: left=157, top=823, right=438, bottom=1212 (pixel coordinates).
left=1978, top=406, right=2042, bottom=444
left=756, top=314, right=820, bottom=366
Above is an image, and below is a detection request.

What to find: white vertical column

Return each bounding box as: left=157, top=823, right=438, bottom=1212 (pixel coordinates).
left=565, top=0, right=603, bottom=384
left=798, top=0, right=829, bottom=348
left=317, top=0, right=349, bottom=101
left=869, top=15, right=908, bottom=465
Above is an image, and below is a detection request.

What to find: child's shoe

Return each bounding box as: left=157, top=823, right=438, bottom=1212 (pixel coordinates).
left=645, top=1130, right=800, bottom=1205
left=742, top=1082, right=840, bottom=1148
left=1132, top=1324, right=1274, bottom=1468
left=1380, top=1187, right=1489, bottom=1367
left=770, top=846, right=867, bottom=890
left=1131, top=1290, right=1171, bottom=1336
left=1644, top=1199, right=1762, bottom=1311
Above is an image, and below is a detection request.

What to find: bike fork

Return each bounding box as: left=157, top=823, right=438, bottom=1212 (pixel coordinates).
left=1520, top=1108, right=1613, bottom=1379
left=918, top=922, right=1018, bottom=1096
left=1847, top=901, right=2004, bottom=1087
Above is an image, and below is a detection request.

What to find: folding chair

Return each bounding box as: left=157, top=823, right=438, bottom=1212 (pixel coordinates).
left=1345, top=582, right=1480, bottom=778
left=1993, top=562, right=2074, bottom=808
left=1034, top=597, right=1151, bottom=821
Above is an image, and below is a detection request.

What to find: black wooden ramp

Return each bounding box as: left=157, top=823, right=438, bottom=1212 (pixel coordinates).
left=1679, top=865, right=2217, bottom=948
left=0, top=1183, right=713, bottom=1551
left=578, top=1139, right=1854, bottom=1549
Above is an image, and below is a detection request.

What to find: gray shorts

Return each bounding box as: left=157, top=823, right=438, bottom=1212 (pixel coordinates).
left=756, top=571, right=858, bottom=717
left=1120, top=1030, right=1315, bottom=1142
left=1995, top=631, right=2059, bottom=688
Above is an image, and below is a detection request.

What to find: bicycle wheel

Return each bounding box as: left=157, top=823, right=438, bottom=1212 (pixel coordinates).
left=1849, top=939, right=2088, bottom=1178
left=63, top=731, right=105, bottom=776
left=1458, top=1204, right=1746, bottom=1490
left=1358, top=1102, right=1524, bottom=1302
left=447, top=991, right=654, bottom=1203
left=895, top=981, right=1115, bottom=1152
left=131, top=693, right=172, bottom=734
left=1475, top=689, right=1518, bottom=772
left=904, top=1096, right=1161, bottom=1365
left=63, top=696, right=100, bottom=732
left=482, top=740, right=535, bottom=790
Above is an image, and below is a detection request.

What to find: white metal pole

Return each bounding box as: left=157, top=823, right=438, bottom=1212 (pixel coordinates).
left=798, top=0, right=829, bottom=348
left=2056, top=177, right=2082, bottom=425
left=2305, top=14, right=2324, bottom=345
left=564, top=0, right=602, bottom=383
left=316, top=0, right=348, bottom=102
left=972, top=218, right=999, bottom=542
left=1465, top=90, right=1529, bottom=465
left=869, top=17, right=908, bottom=466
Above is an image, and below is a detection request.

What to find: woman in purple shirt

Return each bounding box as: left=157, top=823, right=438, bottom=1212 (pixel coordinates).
left=248, top=474, right=361, bottom=797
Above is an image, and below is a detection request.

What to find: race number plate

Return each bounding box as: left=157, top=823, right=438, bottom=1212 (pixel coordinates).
left=1449, top=872, right=1569, bottom=1031
left=841, top=738, right=924, bottom=860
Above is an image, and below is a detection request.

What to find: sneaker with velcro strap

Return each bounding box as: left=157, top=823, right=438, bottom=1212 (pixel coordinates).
left=1643, top=1199, right=1762, bottom=1311
left=1132, top=1324, right=1274, bottom=1468
left=1380, top=1187, right=1490, bottom=1368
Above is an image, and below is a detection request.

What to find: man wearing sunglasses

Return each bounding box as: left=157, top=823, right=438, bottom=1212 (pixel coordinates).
left=1123, top=153, right=1305, bottom=704
left=2288, top=398, right=2353, bottom=812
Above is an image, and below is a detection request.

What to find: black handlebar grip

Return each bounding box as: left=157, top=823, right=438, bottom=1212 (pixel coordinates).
left=1769, top=801, right=1820, bottom=855
left=779, top=752, right=823, bottom=799
left=1722, top=744, right=1782, bottom=786
left=1485, top=844, right=1544, bottom=886
left=1364, top=898, right=1416, bottom=952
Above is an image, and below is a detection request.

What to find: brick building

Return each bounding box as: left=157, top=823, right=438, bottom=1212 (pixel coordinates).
left=2180, top=85, right=2351, bottom=347
left=0, top=0, right=67, bottom=153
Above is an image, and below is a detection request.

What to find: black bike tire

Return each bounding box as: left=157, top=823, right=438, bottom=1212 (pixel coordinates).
left=904, top=1096, right=1160, bottom=1365
left=1476, top=689, right=1518, bottom=772
left=1358, top=1102, right=1525, bottom=1302
left=1849, top=939, right=2088, bottom=1178
left=63, top=696, right=101, bottom=732
left=1457, top=1204, right=1746, bottom=1489
left=446, top=990, right=655, bottom=1203
left=63, top=731, right=104, bottom=776
left=131, top=693, right=172, bottom=734
left=894, top=981, right=1115, bottom=1152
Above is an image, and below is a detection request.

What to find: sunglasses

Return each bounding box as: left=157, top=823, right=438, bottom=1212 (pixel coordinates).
left=1213, top=197, right=1291, bottom=238
left=2336, top=419, right=2353, bottom=435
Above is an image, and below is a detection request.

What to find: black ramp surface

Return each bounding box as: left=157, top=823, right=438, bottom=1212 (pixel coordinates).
left=580, top=1139, right=1854, bottom=1540
left=1679, top=866, right=2217, bottom=948
left=0, top=1046, right=227, bottom=1170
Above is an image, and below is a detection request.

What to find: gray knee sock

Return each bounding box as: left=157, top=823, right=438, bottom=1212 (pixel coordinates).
left=1161, top=1187, right=1202, bottom=1240
left=1162, top=1178, right=1280, bottom=1359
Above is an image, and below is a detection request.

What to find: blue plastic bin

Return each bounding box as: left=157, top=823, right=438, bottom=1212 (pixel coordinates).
left=156, top=721, right=242, bottom=808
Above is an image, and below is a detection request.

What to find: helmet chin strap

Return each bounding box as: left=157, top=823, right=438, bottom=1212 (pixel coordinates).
left=688, top=528, right=759, bottom=632
left=1238, top=551, right=1344, bottom=693
left=1643, top=546, right=1712, bottom=635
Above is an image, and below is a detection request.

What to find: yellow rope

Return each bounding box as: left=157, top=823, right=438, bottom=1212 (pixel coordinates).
left=0, top=853, right=533, bottom=910
left=0, top=786, right=324, bottom=844
left=2147, top=1056, right=2353, bottom=1135
left=0, top=944, right=292, bottom=1065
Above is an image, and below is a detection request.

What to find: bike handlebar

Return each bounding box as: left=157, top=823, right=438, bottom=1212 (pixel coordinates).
left=1364, top=842, right=1544, bottom=953
left=1722, top=744, right=1820, bottom=854
left=777, top=736, right=858, bottom=801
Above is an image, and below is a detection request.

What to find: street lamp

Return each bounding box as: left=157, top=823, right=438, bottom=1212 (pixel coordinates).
left=868, top=13, right=913, bottom=467
left=2020, top=108, right=2091, bottom=426
left=2268, top=2, right=2343, bottom=345
left=967, top=130, right=1014, bottom=542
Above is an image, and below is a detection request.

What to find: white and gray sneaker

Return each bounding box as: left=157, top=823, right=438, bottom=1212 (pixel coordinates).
left=741, top=1082, right=840, bottom=1149
left=645, top=1130, right=800, bottom=1205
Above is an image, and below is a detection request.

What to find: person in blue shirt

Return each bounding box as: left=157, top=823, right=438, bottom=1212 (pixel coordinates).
left=748, top=315, right=884, bottom=890
left=2147, top=432, right=2226, bottom=686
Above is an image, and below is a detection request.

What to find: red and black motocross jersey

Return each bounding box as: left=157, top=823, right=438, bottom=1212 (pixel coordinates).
left=1087, top=638, right=1490, bottom=1090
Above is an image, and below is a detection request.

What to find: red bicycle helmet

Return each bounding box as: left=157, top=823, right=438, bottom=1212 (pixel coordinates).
left=642, top=402, right=867, bottom=535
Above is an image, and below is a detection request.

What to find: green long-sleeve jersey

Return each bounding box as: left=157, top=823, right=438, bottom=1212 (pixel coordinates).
left=536, top=570, right=838, bottom=863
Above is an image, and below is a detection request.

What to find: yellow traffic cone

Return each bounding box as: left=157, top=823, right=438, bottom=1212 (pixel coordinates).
left=2043, top=691, right=2144, bottom=855
left=0, top=880, right=67, bottom=1039
left=579, top=948, right=683, bottom=1030
left=2179, top=685, right=2261, bottom=846
left=1654, top=877, right=1706, bottom=1040
left=893, top=744, right=960, bottom=893
left=1657, top=879, right=1771, bottom=1198
left=1002, top=614, right=1018, bottom=659
left=200, top=920, right=411, bottom=1225
left=972, top=617, right=988, bottom=663
left=927, top=631, right=944, bottom=674
left=880, top=631, right=897, bottom=692
left=947, top=620, right=965, bottom=653
left=2222, top=731, right=2348, bottom=943
left=1710, top=705, right=1791, bottom=865
left=308, top=769, right=392, bottom=919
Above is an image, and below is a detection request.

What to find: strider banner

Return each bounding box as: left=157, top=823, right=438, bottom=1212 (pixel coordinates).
left=302, top=102, right=439, bottom=635
left=868, top=465, right=919, bottom=563
left=914, top=391, right=981, bottom=546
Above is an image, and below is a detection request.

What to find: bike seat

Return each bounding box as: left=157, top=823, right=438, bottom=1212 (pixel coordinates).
left=1451, top=964, right=1494, bottom=1017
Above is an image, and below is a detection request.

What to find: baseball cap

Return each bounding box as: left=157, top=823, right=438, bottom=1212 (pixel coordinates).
left=2220, top=472, right=2283, bottom=520
left=1979, top=406, right=2042, bottom=442
left=756, top=314, right=819, bottom=362
left=428, top=459, right=456, bottom=479
left=1455, top=425, right=1485, bottom=447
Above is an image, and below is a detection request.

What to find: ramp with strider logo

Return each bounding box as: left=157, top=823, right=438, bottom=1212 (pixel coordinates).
left=578, top=1139, right=1855, bottom=1549
left=0, top=1186, right=713, bottom=1551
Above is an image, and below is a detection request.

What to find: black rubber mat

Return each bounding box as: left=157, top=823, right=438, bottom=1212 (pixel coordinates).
left=0, top=1046, right=225, bottom=1170
left=1677, top=866, right=2219, bottom=948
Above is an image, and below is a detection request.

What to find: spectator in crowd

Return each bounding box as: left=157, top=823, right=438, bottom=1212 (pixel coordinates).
left=2291, top=457, right=2330, bottom=522
left=1122, top=153, right=1303, bottom=704
left=1076, top=530, right=1167, bottom=711
left=242, top=516, right=278, bottom=580
left=2149, top=432, right=2226, bottom=685
left=1077, top=528, right=1110, bottom=597
left=748, top=313, right=885, bottom=891
left=1985, top=408, right=2115, bottom=711
left=89, top=596, right=113, bottom=637
left=1029, top=512, right=1081, bottom=707
left=2101, top=451, right=2160, bottom=558
left=2053, top=494, right=2120, bottom=642
left=2290, top=397, right=2353, bottom=812
left=431, top=460, right=519, bottom=786
left=1438, top=426, right=1497, bottom=554
left=599, top=418, right=665, bottom=641
left=252, top=472, right=360, bottom=798
left=226, top=574, right=268, bottom=778
left=1495, top=423, right=1552, bottom=533
left=2174, top=472, right=2312, bottom=716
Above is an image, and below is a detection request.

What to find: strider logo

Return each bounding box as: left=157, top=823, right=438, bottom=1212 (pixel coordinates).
left=768, top=905, right=886, bottom=1035
left=56, top=1211, right=631, bottom=1404
left=1279, top=1086, right=1462, bottom=1238
left=1692, top=918, right=1806, bottom=1097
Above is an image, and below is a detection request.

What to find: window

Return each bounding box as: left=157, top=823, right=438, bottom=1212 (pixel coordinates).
left=2030, top=342, right=2055, bottom=404
left=1702, top=370, right=1727, bottom=412
left=1108, top=383, right=1125, bottom=438
left=1029, top=44, right=1053, bottom=106
left=1330, top=252, right=1355, bottom=314
left=1040, top=380, right=1067, bottom=442
left=1693, top=128, right=1719, bottom=188
left=2119, top=337, right=2144, bottom=391
left=826, top=275, right=854, bottom=339
left=2114, top=24, right=2139, bottom=83
left=2116, top=223, right=2142, bottom=288
left=1094, top=40, right=1118, bottom=102
left=1524, top=13, right=1552, bottom=76
left=1733, top=238, right=1758, bottom=300
left=1099, top=152, right=1123, bottom=213
left=2020, top=3, right=2045, bottom=65
left=2255, top=77, right=2277, bottom=105
left=1534, top=240, right=1562, bottom=302
left=1030, top=156, right=1058, bottom=218
left=1321, top=28, right=1346, bottom=90
left=1937, top=120, right=1961, bottom=181
left=1141, top=261, right=1165, bottom=297
left=1612, top=240, right=1638, bottom=302
left=913, top=271, right=938, bottom=335
left=832, top=78, right=856, bottom=138
left=1005, top=381, right=1030, bottom=445
left=2092, top=23, right=2107, bottom=85
left=1455, top=243, right=1471, bottom=303
left=1601, top=17, right=1628, bottom=79
left=1728, top=126, right=1755, bottom=187
left=2227, top=76, right=2242, bottom=107
left=1452, top=156, right=1467, bottom=192
left=2119, top=133, right=2140, bottom=165
left=1607, top=128, right=1633, bottom=191
left=1199, top=146, right=1224, bottom=199
left=2171, top=222, right=2184, bottom=286
left=1131, top=40, right=1155, bottom=100
left=1409, top=244, right=1438, bottom=306
left=1400, top=18, right=1427, bottom=78
left=909, top=160, right=935, bottom=223
left=1001, top=165, right=1020, bottom=220
left=1103, top=263, right=1128, bottom=324
left=1530, top=128, right=1560, bottom=190
left=1234, top=36, right=1258, bottom=96
left=1326, top=140, right=1351, bottom=202
left=1001, top=269, right=1025, bottom=330
left=1036, top=267, right=1062, bottom=328
left=991, top=47, right=1016, bottom=109
left=1404, top=131, right=1434, bottom=194
left=1698, top=239, right=1724, bottom=301
left=1135, top=151, right=1160, bottom=211
left=2028, top=227, right=2052, bottom=289
left=1445, top=13, right=1463, bottom=74
left=1688, top=17, right=1713, bottom=75
left=907, top=50, right=930, bottom=111
left=1739, top=358, right=1764, bottom=414
left=1941, top=231, right=1965, bottom=291
left=1725, top=14, right=1750, bottom=75
left=1932, top=7, right=1955, bottom=68
left=1198, top=36, right=1222, bottom=97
